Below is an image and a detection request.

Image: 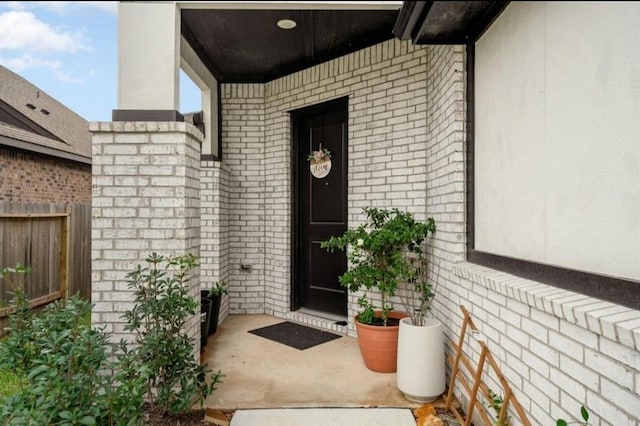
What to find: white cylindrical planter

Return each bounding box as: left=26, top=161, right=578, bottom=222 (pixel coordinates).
left=397, top=317, right=446, bottom=403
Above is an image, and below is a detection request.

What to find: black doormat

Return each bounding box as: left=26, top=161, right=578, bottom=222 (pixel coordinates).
left=248, top=321, right=342, bottom=350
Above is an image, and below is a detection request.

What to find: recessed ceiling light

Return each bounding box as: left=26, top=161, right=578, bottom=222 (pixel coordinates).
left=277, top=19, right=297, bottom=30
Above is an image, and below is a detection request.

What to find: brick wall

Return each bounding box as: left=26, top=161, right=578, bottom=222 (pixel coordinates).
left=424, top=44, right=467, bottom=327
left=0, top=147, right=91, bottom=204
left=211, top=38, right=429, bottom=327
left=426, top=44, right=640, bottom=426
left=90, top=121, right=202, bottom=353
left=219, top=84, right=266, bottom=315
left=266, top=39, right=429, bottom=324
left=200, top=160, right=231, bottom=320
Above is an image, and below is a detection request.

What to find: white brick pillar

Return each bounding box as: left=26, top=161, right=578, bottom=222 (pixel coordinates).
left=200, top=160, right=230, bottom=322
left=90, top=121, right=202, bottom=354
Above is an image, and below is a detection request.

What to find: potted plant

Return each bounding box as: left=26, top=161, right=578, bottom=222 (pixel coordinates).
left=206, top=280, right=228, bottom=335
left=201, top=294, right=212, bottom=348
left=395, top=216, right=446, bottom=402
left=321, top=207, right=434, bottom=373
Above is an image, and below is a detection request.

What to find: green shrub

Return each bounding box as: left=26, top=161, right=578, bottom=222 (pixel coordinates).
left=0, top=263, right=145, bottom=425
left=0, top=263, right=34, bottom=377
left=322, top=207, right=436, bottom=326
left=0, top=253, right=223, bottom=423
left=121, top=252, right=222, bottom=416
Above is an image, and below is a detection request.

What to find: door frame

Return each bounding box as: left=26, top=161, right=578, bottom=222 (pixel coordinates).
left=290, top=96, right=349, bottom=312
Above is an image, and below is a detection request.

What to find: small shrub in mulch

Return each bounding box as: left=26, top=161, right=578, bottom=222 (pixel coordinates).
left=0, top=255, right=224, bottom=425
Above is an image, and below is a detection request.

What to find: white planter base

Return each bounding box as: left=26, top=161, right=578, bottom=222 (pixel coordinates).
left=396, top=317, right=446, bottom=403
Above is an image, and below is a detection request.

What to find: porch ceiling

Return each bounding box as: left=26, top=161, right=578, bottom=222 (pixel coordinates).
left=180, top=1, right=509, bottom=84
left=181, top=8, right=400, bottom=84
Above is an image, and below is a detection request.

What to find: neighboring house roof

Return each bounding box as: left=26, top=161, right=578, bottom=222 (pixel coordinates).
left=0, top=65, right=91, bottom=164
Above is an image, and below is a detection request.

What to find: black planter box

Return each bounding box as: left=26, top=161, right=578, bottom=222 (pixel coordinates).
left=200, top=293, right=212, bottom=348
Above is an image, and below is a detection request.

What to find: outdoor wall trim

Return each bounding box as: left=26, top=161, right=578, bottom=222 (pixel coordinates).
left=112, top=109, right=185, bottom=122
left=89, top=121, right=204, bottom=146
left=176, top=1, right=403, bottom=11
left=200, top=154, right=219, bottom=162
left=0, top=138, right=92, bottom=165
left=467, top=250, right=640, bottom=312
left=452, top=262, right=640, bottom=352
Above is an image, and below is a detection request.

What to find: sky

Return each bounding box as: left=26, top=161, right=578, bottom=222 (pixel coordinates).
left=0, top=1, right=201, bottom=122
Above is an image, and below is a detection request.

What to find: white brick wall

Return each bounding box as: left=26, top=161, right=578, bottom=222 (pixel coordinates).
left=210, top=38, right=429, bottom=329
left=91, top=121, right=202, bottom=354
left=200, top=160, right=231, bottom=320
left=425, top=45, right=640, bottom=426
left=451, top=263, right=640, bottom=426
left=219, top=84, right=266, bottom=315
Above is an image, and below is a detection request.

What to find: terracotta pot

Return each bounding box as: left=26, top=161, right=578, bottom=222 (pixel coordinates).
left=354, top=310, right=409, bottom=373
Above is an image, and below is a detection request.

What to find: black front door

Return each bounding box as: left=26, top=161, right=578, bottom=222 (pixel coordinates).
left=293, top=98, right=348, bottom=317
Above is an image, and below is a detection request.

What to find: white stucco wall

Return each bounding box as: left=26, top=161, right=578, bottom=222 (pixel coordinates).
left=181, top=36, right=219, bottom=156
left=474, top=1, right=640, bottom=281
left=117, top=2, right=180, bottom=111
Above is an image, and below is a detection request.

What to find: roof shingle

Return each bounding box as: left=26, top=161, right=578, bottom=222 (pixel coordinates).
left=0, top=65, right=91, bottom=162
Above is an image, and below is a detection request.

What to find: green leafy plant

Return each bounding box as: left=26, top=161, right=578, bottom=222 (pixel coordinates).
left=122, top=252, right=222, bottom=416
left=397, top=218, right=436, bottom=326
left=485, top=388, right=511, bottom=426
left=0, top=369, right=22, bottom=400
left=322, top=207, right=436, bottom=326
left=557, top=406, right=592, bottom=426
left=0, top=263, right=34, bottom=378
left=208, top=280, right=229, bottom=297
left=356, top=296, right=375, bottom=325
left=0, top=263, right=145, bottom=426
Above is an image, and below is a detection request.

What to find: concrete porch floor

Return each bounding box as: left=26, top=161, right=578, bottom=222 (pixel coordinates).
left=201, top=314, right=422, bottom=411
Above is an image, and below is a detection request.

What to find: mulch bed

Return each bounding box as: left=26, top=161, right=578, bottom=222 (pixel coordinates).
left=144, top=409, right=207, bottom=425
left=143, top=408, right=232, bottom=425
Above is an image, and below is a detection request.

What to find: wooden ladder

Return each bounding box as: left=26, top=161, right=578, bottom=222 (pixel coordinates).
left=445, top=305, right=531, bottom=426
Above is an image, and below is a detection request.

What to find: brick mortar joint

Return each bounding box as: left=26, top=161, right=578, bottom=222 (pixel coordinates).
left=452, top=261, right=640, bottom=350
left=89, top=121, right=204, bottom=141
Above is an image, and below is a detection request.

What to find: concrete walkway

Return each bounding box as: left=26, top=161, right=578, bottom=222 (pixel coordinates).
left=229, top=407, right=416, bottom=426
left=202, top=315, right=420, bottom=411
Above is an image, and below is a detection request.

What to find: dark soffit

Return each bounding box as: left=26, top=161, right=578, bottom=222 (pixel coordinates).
left=393, top=1, right=510, bottom=45
left=181, top=9, right=400, bottom=84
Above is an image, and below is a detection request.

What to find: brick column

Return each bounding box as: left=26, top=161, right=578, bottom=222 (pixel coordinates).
left=90, top=121, right=202, bottom=353
left=200, top=160, right=230, bottom=321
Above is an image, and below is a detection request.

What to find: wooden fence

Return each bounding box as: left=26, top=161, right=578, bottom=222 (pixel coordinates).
left=0, top=202, right=91, bottom=319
